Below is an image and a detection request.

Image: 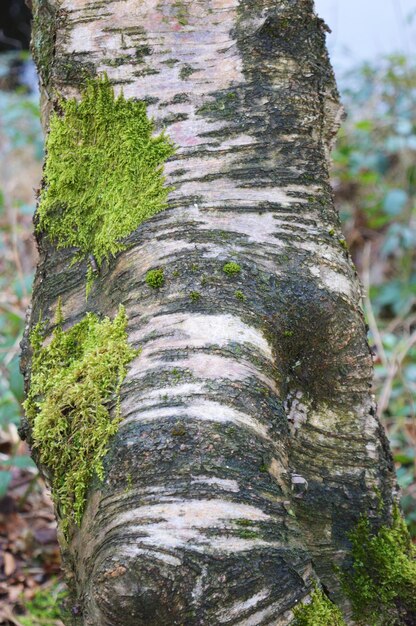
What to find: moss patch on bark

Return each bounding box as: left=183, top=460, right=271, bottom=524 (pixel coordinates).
left=37, top=75, right=175, bottom=272
left=340, top=505, right=416, bottom=625
left=223, top=262, right=241, bottom=276
left=24, top=304, right=137, bottom=536
left=145, top=268, right=165, bottom=288
left=293, top=586, right=345, bottom=625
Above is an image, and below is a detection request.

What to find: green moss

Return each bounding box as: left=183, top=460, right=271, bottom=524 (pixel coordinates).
left=37, top=75, right=175, bottom=274
left=124, top=473, right=133, bottom=493
left=179, top=64, right=196, bottom=80
left=235, top=519, right=254, bottom=527
left=24, top=304, right=137, bottom=535
left=293, top=587, right=345, bottom=626
left=171, top=422, right=187, bottom=437
left=235, top=290, right=246, bottom=301
left=172, top=368, right=181, bottom=380
left=171, top=93, right=190, bottom=104
left=283, top=330, right=294, bottom=337
left=223, top=262, right=241, bottom=276
left=163, top=58, right=180, bottom=67
left=197, top=92, right=239, bottom=119
left=340, top=505, right=416, bottom=625
left=146, top=268, right=165, bottom=289
left=190, top=291, right=201, bottom=302
left=135, top=44, right=152, bottom=62
left=173, top=0, right=189, bottom=26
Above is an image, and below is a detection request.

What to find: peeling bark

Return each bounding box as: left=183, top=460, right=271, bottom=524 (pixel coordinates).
left=22, top=1, right=397, bottom=624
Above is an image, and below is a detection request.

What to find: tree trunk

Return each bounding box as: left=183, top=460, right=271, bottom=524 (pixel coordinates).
left=22, top=0, right=397, bottom=624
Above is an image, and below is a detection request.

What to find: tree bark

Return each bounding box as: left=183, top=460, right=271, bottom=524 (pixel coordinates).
left=22, top=0, right=397, bottom=624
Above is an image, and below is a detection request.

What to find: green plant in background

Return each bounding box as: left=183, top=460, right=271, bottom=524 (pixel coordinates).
left=18, top=580, right=66, bottom=625
left=0, top=52, right=42, bottom=497
left=332, top=54, right=416, bottom=535
left=24, top=305, right=137, bottom=535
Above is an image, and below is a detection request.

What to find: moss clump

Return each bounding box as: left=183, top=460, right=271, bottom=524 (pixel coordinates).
left=223, top=262, right=241, bottom=276
left=189, top=291, right=201, bottom=302
left=235, top=290, right=246, bottom=301
left=24, top=305, right=137, bottom=534
left=293, top=587, right=346, bottom=626
left=37, top=75, right=175, bottom=271
left=179, top=64, right=196, bottom=80
left=145, top=268, right=165, bottom=288
left=340, top=505, right=416, bottom=625
left=173, top=0, right=189, bottom=26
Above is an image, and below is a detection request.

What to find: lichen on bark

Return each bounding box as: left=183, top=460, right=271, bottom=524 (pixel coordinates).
left=31, top=0, right=57, bottom=89
left=23, top=304, right=137, bottom=537
left=37, top=75, right=175, bottom=274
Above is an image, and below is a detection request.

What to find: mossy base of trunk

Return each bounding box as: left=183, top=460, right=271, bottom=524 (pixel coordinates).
left=340, top=505, right=416, bottom=625
left=293, top=586, right=345, bottom=625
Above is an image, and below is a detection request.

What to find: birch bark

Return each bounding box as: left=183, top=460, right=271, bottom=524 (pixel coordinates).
left=22, top=1, right=396, bottom=624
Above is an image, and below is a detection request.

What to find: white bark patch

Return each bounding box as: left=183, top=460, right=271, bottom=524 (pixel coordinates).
left=309, top=265, right=353, bottom=298
left=97, top=499, right=279, bottom=554
left=61, top=0, right=243, bottom=97
left=232, top=601, right=293, bottom=626
left=192, top=564, right=208, bottom=602
left=129, top=313, right=273, bottom=360
left=135, top=382, right=205, bottom=405
left=113, top=238, right=199, bottom=279
left=170, top=181, right=312, bottom=208
left=193, top=207, right=312, bottom=246
left=121, top=401, right=271, bottom=441
left=284, top=391, right=308, bottom=433
left=116, top=546, right=182, bottom=567
left=126, top=354, right=278, bottom=393
left=191, top=476, right=240, bottom=493
left=217, top=589, right=271, bottom=623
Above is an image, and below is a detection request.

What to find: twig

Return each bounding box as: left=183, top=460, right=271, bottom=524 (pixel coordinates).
left=362, top=242, right=388, bottom=367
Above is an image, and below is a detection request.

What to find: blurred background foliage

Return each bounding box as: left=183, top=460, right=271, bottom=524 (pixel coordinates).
left=0, top=9, right=415, bottom=625
left=333, top=54, right=416, bottom=536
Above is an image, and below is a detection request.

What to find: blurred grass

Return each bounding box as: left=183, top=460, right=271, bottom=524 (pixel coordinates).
left=0, top=52, right=414, bottom=543
left=18, top=580, right=66, bottom=626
